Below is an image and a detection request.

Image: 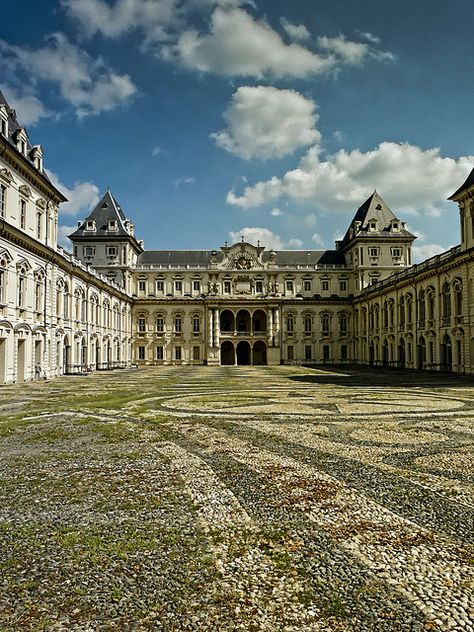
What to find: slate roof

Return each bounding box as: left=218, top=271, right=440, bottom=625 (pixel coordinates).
left=340, top=191, right=415, bottom=248
left=0, top=89, right=65, bottom=200
left=69, top=190, right=135, bottom=240
left=448, top=167, right=474, bottom=200
left=137, top=248, right=345, bottom=267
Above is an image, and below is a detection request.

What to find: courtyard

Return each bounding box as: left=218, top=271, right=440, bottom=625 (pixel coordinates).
left=0, top=365, right=472, bottom=631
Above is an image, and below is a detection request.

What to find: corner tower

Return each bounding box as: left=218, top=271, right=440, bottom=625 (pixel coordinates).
left=69, top=190, right=143, bottom=293
left=449, top=167, right=474, bottom=251
left=338, top=192, right=416, bottom=291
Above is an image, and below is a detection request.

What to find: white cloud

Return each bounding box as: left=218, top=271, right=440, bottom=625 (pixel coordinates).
left=229, top=226, right=302, bottom=249
left=280, top=18, right=310, bottom=42
left=174, top=176, right=196, bottom=187
left=412, top=243, right=449, bottom=263
left=227, top=142, right=474, bottom=217
left=61, top=0, right=182, bottom=43
left=271, top=207, right=283, bottom=216
left=47, top=170, right=100, bottom=216
left=151, top=144, right=162, bottom=156
left=356, top=30, right=381, bottom=45
left=211, top=86, right=321, bottom=159
left=57, top=224, right=76, bottom=251
left=166, top=8, right=338, bottom=78
left=0, top=84, right=49, bottom=126
left=318, top=34, right=394, bottom=65
left=0, top=34, right=136, bottom=117
left=311, top=232, right=324, bottom=245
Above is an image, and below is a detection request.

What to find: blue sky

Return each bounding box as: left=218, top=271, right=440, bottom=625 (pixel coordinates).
left=1, top=0, right=473, bottom=260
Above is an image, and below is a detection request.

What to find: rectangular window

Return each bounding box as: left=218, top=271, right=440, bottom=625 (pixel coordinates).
left=224, top=281, right=231, bottom=294
left=20, top=199, right=26, bottom=229
left=285, top=280, right=294, bottom=292
left=174, top=317, right=182, bottom=333
left=255, top=280, right=263, bottom=293
left=35, top=281, right=42, bottom=312
left=287, top=345, right=294, bottom=361
left=304, top=316, right=312, bottom=333
left=193, top=317, right=200, bottom=333
left=106, top=246, right=118, bottom=257
left=0, top=184, right=6, bottom=218
left=323, top=345, right=330, bottom=361
left=156, top=317, right=164, bottom=332
left=305, top=345, right=312, bottom=360
left=192, top=280, right=201, bottom=292
left=0, top=269, right=4, bottom=303
left=86, top=220, right=95, bottom=230
left=174, top=280, right=183, bottom=293
left=369, top=247, right=379, bottom=257
left=391, top=247, right=402, bottom=258
left=322, top=279, right=329, bottom=292
left=138, top=317, right=146, bottom=333
left=155, top=280, right=164, bottom=293
left=138, top=280, right=146, bottom=293
left=138, top=346, right=145, bottom=360
left=303, top=280, right=311, bottom=292
left=339, top=280, right=347, bottom=292
left=156, top=346, right=164, bottom=360
left=83, top=246, right=95, bottom=257
left=36, top=212, right=42, bottom=239
left=341, top=345, right=348, bottom=361
left=18, top=276, right=25, bottom=307
left=108, top=220, right=117, bottom=231
left=175, top=346, right=182, bottom=360
left=193, top=346, right=200, bottom=360
left=0, top=118, right=6, bottom=137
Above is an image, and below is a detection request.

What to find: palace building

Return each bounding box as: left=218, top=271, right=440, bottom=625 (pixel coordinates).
left=1, top=89, right=474, bottom=382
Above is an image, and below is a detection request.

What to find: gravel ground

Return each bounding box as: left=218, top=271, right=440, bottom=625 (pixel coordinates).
left=0, top=365, right=473, bottom=631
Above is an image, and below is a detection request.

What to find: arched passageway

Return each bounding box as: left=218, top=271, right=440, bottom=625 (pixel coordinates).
left=220, top=310, right=235, bottom=333
left=221, top=341, right=235, bottom=365
left=253, top=340, right=267, bottom=365
left=252, top=310, right=267, bottom=333
left=236, top=310, right=251, bottom=333
left=236, top=340, right=251, bottom=365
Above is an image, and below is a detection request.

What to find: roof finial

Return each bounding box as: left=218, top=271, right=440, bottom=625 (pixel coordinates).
left=257, top=240, right=260, bottom=247
left=241, top=235, right=244, bottom=242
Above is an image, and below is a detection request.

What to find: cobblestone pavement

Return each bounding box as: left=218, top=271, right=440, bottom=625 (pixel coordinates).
left=0, top=365, right=473, bottom=631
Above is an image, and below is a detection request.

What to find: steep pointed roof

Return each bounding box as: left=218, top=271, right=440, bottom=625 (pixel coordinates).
left=448, top=167, right=474, bottom=200
left=340, top=191, right=415, bottom=249
left=69, top=190, right=133, bottom=239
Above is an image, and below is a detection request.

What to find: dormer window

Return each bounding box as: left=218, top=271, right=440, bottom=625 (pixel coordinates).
left=14, top=128, right=28, bottom=155
left=30, top=145, right=43, bottom=171
left=85, top=220, right=96, bottom=231
left=368, top=220, right=377, bottom=231
left=391, top=220, right=399, bottom=232
left=0, top=106, right=7, bottom=137
left=108, top=219, right=117, bottom=231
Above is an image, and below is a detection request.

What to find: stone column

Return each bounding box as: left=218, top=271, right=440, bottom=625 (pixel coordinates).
left=268, top=309, right=274, bottom=346
left=208, top=308, right=214, bottom=348
left=214, top=308, right=220, bottom=347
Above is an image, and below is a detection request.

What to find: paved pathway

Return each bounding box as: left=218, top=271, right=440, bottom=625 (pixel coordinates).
left=0, top=366, right=472, bottom=630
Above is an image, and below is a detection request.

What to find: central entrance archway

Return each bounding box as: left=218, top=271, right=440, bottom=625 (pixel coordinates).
left=220, top=341, right=235, bottom=365
left=236, top=340, right=251, bottom=365
left=252, top=340, right=267, bottom=365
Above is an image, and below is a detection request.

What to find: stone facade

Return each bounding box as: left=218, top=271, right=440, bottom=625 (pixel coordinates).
left=1, top=89, right=474, bottom=382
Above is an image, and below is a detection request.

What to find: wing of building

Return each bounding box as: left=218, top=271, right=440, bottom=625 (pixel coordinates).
left=1, top=90, right=473, bottom=382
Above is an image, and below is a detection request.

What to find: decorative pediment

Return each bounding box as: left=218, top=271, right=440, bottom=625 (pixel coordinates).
left=220, top=240, right=265, bottom=271
left=0, top=168, right=14, bottom=184
left=19, top=184, right=32, bottom=198
left=0, top=248, right=13, bottom=266
left=36, top=197, right=47, bottom=209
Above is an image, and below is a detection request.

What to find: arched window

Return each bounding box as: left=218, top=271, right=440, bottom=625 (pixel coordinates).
left=388, top=300, right=394, bottom=327
left=453, top=279, right=463, bottom=317
left=192, top=314, right=201, bottom=334
left=418, top=289, right=426, bottom=323
left=138, top=314, right=146, bottom=333
left=426, top=287, right=435, bottom=321
left=90, top=293, right=99, bottom=325
left=382, top=301, right=388, bottom=328
left=0, top=249, right=12, bottom=304
left=399, top=295, right=405, bottom=326
left=321, top=313, right=330, bottom=335
left=303, top=314, right=312, bottom=333
left=406, top=294, right=413, bottom=324
left=17, top=261, right=30, bottom=308
left=34, top=268, right=45, bottom=312
left=174, top=315, right=182, bottom=333
left=156, top=314, right=164, bottom=333
left=339, top=313, right=348, bottom=335
left=442, top=281, right=451, bottom=320
left=286, top=314, right=294, bottom=333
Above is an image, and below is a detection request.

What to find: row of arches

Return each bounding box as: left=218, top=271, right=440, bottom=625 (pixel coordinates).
left=220, top=340, right=267, bottom=365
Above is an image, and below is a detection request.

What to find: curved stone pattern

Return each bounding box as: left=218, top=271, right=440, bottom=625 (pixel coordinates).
left=0, top=364, right=473, bottom=630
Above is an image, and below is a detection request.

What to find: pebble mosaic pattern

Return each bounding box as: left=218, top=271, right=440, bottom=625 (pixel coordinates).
left=0, top=365, right=473, bottom=631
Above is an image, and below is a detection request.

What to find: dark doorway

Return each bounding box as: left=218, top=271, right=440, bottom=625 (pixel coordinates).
left=221, top=341, right=235, bottom=365
left=236, top=340, right=251, bottom=365
left=253, top=340, right=267, bottom=365
left=441, top=334, right=452, bottom=372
